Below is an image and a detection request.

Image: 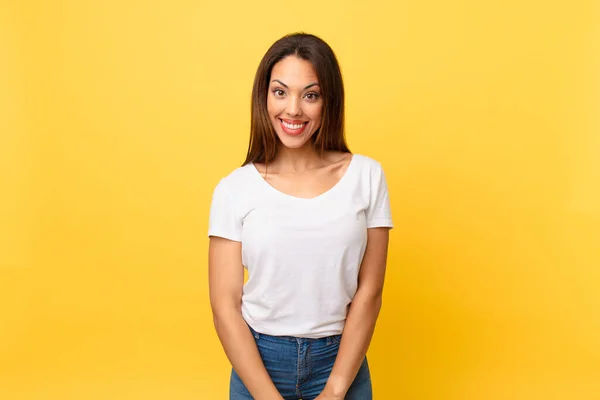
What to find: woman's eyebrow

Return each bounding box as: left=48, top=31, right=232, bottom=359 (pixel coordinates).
left=271, top=79, right=320, bottom=90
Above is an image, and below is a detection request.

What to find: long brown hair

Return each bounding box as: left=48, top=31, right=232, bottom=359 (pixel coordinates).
left=242, top=32, right=350, bottom=166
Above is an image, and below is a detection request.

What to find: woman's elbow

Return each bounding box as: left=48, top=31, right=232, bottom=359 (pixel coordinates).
left=354, top=288, right=383, bottom=311
left=211, top=302, right=241, bottom=332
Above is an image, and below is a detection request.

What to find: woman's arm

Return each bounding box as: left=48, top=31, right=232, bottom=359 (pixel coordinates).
left=318, top=227, right=391, bottom=399
left=209, top=236, right=283, bottom=400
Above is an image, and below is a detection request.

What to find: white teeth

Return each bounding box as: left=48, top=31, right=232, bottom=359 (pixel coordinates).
left=282, top=121, right=306, bottom=130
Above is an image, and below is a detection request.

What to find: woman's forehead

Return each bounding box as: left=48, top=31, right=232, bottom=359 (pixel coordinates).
left=270, top=56, right=318, bottom=85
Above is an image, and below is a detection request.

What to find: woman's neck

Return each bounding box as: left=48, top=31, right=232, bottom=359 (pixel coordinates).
left=273, top=143, right=325, bottom=173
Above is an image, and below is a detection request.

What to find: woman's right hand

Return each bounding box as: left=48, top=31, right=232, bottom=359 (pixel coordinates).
left=209, top=236, right=282, bottom=399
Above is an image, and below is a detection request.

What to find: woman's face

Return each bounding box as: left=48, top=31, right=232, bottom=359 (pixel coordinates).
left=267, top=56, right=323, bottom=150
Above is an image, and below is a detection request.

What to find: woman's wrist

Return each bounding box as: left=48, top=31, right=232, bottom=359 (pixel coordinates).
left=323, top=376, right=349, bottom=397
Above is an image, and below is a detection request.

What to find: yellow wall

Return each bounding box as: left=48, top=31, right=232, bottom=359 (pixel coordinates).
left=1, top=0, right=598, bottom=398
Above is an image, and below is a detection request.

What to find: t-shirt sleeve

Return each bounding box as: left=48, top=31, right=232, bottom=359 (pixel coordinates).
left=366, top=162, right=394, bottom=229
left=208, top=178, right=242, bottom=241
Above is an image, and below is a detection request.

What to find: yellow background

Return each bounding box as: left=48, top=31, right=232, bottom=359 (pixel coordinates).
left=1, top=0, right=599, bottom=398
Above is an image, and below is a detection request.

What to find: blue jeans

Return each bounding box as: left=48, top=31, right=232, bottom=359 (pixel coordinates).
left=230, top=325, right=372, bottom=400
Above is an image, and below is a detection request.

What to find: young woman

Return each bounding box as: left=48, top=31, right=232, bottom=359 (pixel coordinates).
left=208, top=32, right=393, bottom=400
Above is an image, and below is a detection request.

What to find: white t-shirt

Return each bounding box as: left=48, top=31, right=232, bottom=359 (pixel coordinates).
left=208, top=154, right=393, bottom=338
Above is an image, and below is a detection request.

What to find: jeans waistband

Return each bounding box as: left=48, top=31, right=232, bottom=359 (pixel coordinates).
left=247, top=324, right=341, bottom=344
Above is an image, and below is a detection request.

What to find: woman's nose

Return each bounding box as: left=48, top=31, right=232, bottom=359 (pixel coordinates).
left=286, top=96, right=302, bottom=116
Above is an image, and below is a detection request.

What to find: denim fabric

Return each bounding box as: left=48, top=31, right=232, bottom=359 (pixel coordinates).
left=230, top=326, right=372, bottom=400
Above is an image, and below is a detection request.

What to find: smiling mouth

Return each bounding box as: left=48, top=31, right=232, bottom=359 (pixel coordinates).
left=280, top=119, right=308, bottom=129
left=279, top=119, right=309, bottom=135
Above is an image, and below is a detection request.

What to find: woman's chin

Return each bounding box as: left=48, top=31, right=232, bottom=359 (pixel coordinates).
left=276, top=133, right=312, bottom=149
left=279, top=139, right=313, bottom=150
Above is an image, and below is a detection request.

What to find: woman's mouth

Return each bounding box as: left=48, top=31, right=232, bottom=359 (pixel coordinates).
left=279, top=119, right=308, bottom=136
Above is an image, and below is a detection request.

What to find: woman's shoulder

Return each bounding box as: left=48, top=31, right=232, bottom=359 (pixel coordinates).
left=214, top=163, right=257, bottom=191
left=349, top=153, right=384, bottom=171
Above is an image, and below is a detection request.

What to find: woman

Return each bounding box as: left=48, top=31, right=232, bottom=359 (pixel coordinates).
left=208, top=32, right=393, bottom=400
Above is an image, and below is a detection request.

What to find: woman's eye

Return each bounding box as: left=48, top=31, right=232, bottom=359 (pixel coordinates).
left=305, top=93, right=320, bottom=100
left=273, top=89, right=285, bottom=97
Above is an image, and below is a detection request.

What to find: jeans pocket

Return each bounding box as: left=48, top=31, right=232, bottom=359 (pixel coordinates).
left=330, top=334, right=342, bottom=345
